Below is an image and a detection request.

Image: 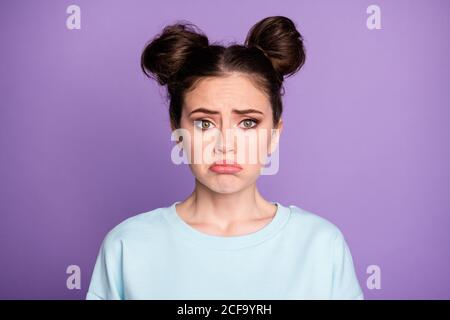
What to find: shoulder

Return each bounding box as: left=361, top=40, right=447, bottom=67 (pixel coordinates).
left=284, top=204, right=358, bottom=273
left=285, top=204, right=345, bottom=244
left=284, top=205, right=363, bottom=299
left=99, top=205, right=169, bottom=251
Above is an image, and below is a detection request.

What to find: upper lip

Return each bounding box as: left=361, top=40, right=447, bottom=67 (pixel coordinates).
left=211, top=161, right=242, bottom=168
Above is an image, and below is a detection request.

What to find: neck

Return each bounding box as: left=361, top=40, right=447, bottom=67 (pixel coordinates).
left=179, top=178, right=275, bottom=225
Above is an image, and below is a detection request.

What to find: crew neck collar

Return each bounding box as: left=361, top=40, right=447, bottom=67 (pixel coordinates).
left=162, top=200, right=291, bottom=250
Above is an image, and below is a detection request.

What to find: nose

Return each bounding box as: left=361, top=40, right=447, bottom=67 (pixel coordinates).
left=214, top=125, right=235, bottom=154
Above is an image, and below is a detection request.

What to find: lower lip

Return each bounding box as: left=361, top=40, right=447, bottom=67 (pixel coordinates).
left=209, top=164, right=243, bottom=174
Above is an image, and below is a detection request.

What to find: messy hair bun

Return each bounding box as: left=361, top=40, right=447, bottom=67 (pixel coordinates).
left=141, top=16, right=306, bottom=129
left=140, top=22, right=210, bottom=86
left=245, top=16, right=306, bottom=78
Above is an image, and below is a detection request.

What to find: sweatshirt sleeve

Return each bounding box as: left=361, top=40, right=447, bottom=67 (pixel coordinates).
left=330, top=230, right=364, bottom=300
left=86, top=233, right=124, bottom=300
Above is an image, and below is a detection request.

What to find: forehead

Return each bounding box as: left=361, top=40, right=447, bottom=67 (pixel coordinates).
left=183, top=73, right=270, bottom=112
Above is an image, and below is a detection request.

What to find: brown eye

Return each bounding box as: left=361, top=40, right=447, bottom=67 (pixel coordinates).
left=202, top=121, right=211, bottom=129
left=194, top=120, right=214, bottom=130
left=239, top=119, right=258, bottom=129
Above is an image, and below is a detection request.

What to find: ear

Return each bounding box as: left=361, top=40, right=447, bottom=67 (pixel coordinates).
left=170, top=120, right=176, bottom=133
left=269, top=119, right=283, bottom=155
left=170, top=121, right=183, bottom=146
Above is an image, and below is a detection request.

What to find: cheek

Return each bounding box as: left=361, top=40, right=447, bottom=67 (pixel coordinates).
left=178, top=127, right=215, bottom=165
left=190, top=130, right=218, bottom=165
left=238, top=129, right=272, bottom=166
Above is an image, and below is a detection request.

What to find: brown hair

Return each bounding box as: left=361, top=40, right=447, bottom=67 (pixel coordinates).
left=140, top=16, right=306, bottom=129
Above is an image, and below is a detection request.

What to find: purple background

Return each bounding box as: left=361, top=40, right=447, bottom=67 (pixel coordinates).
left=1, top=0, right=449, bottom=299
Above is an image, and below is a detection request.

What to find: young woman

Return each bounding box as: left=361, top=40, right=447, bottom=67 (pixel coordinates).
left=86, top=16, right=364, bottom=300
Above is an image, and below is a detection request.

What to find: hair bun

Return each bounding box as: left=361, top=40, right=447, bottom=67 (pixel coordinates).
left=140, top=21, right=209, bottom=86
left=245, top=16, right=306, bottom=78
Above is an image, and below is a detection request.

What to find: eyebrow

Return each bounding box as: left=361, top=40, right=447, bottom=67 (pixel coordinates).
left=188, top=108, right=264, bottom=116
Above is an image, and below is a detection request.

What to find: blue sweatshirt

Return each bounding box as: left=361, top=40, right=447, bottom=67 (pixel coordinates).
left=86, top=201, right=364, bottom=299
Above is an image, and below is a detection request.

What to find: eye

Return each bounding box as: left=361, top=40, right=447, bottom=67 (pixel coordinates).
left=194, top=119, right=215, bottom=130
left=239, top=119, right=259, bottom=129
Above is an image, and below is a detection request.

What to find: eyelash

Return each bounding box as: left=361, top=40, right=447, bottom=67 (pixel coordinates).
left=194, top=119, right=260, bottom=130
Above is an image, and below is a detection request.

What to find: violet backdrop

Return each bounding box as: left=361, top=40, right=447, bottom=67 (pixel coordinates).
left=0, top=0, right=449, bottom=299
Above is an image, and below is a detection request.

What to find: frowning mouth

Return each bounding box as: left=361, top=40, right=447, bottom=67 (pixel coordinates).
left=209, top=161, right=243, bottom=174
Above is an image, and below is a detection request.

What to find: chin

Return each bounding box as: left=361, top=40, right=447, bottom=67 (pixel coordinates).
left=195, top=175, right=244, bottom=194
left=208, top=184, right=245, bottom=194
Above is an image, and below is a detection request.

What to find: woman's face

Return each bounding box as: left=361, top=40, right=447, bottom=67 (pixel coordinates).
left=174, top=72, right=283, bottom=194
